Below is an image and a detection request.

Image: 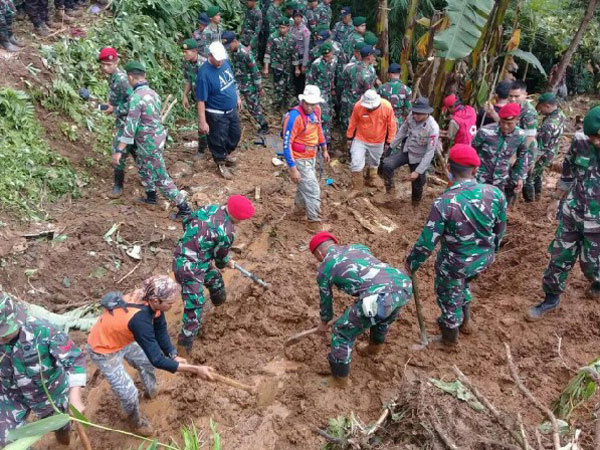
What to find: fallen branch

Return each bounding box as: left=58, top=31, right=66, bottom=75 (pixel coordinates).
left=315, top=428, right=348, bottom=446
left=517, top=413, right=532, bottom=450
left=365, top=406, right=389, bottom=436
left=432, top=420, right=458, bottom=449
left=453, top=365, right=526, bottom=449
left=504, top=343, right=561, bottom=450
left=117, top=262, right=141, bottom=284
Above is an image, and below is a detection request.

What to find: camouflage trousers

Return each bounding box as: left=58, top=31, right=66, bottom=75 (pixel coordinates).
left=320, top=97, right=334, bottom=145
left=329, top=292, right=408, bottom=365
left=173, top=259, right=225, bottom=342
left=0, top=0, right=15, bottom=35
left=88, top=343, right=156, bottom=417
left=272, top=68, right=292, bottom=110
left=136, top=147, right=185, bottom=206
left=294, top=157, right=321, bottom=221
left=240, top=87, right=268, bottom=129
left=434, top=273, right=474, bottom=329
left=0, top=389, right=68, bottom=446
left=531, top=148, right=557, bottom=193
left=542, top=213, right=600, bottom=295
left=113, top=123, right=137, bottom=171
left=338, top=98, right=352, bottom=136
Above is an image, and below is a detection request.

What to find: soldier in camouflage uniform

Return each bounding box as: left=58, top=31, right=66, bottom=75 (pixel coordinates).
left=173, top=195, right=255, bottom=353
left=182, top=39, right=209, bottom=156
left=310, top=28, right=343, bottom=63
left=116, top=61, right=193, bottom=221
left=508, top=80, right=539, bottom=202
left=332, top=6, right=352, bottom=44
left=307, top=42, right=338, bottom=148
left=304, top=0, right=318, bottom=44
left=406, top=144, right=507, bottom=345
left=310, top=232, right=412, bottom=386
left=377, top=63, right=412, bottom=128
left=223, top=31, right=270, bottom=134
left=338, top=45, right=379, bottom=135
left=0, top=292, right=86, bottom=447
left=315, top=0, right=332, bottom=29
left=0, top=0, right=20, bottom=52
left=203, top=5, right=222, bottom=47
left=532, top=92, right=567, bottom=200
left=192, top=13, right=211, bottom=55
left=241, top=0, right=262, bottom=57
left=472, top=102, right=529, bottom=201
left=98, top=47, right=136, bottom=198
left=263, top=18, right=297, bottom=112
left=265, top=0, right=285, bottom=36
left=342, top=16, right=366, bottom=59
left=528, top=107, right=600, bottom=319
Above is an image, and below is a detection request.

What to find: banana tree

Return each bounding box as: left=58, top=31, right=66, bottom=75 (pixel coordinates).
left=377, top=0, right=391, bottom=81
left=400, top=0, right=421, bottom=83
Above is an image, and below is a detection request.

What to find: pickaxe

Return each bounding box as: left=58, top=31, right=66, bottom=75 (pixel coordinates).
left=234, top=263, right=270, bottom=289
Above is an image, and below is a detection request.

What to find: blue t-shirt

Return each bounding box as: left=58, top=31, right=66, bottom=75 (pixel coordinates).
left=196, top=60, right=238, bottom=111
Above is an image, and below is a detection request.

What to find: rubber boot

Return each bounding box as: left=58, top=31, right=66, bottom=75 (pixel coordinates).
left=527, top=293, right=560, bottom=321
left=210, top=287, right=227, bottom=306
left=349, top=171, right=364, bottom=198
left=365, top=167, right=383, bottom=189
left=459, top=304, right=472, bottom=335
left=534, top=176, right=543, bottom=201
left=217, top=163, right=234, bottom=180
left=356, top=340, right=384, bottom=356
left=55, top=8, right=75, bottom=23
left=35, top=24, right=51, bottom=37
left=328, top=359, right=350, bottom=388
left=111, top=168, right=124, bottom=198
left=177, top=337, right=194, bottom=359
left=128, top=410, right=154, bottom=437
left=0, top=34, right=19, bottom=52
left=173, top=201, right=192, bottom=221
left=8, top=32, right=24, bottom=47
left=306, top=220, right=324, bottom=232
left=438, top=322, right=459, bottom=346
left=586, top=281, right=600, bottom=299
left=522, top=182, right=535, bottom=203
left=54, top=426, right=71, bottom=445
left=137, top=190, right=157, bottom=205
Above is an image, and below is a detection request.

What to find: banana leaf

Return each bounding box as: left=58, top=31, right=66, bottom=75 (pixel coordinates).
left=434, top=0, right=494, bottom=60
left=3, top=436, right=44, bottom=450
left=508, top=49, right=547, bottom=77
left=24, top=302, right=99, bottom=333
left=7, top=413, right=70, bottom=442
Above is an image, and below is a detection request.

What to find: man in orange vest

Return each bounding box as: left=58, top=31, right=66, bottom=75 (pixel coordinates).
left=87, top=275, right=214, bottom=435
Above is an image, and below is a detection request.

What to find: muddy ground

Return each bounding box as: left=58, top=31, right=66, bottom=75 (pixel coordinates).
left=1, top=30, right=599, bottom=450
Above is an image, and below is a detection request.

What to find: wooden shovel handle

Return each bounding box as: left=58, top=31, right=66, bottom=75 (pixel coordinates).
left=76, top=422, right=93, bottom=450
left=212, top=373, right=255, bottom=394
left=285, top=327, right=320, bottom=346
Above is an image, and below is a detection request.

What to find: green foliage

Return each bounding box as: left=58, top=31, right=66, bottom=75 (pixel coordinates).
left=321, top=415, right=352, bottom=450
left=553, top=357, right=600, bottom=419
left=0, top=88, right=82, bottom=219
left=508, top=49, right=547, bottom=77
left=210, top=418, right=221, bottom=450
left=434, top=0, right=494, bottom=60
left=7, top=413, right=71, bottom=442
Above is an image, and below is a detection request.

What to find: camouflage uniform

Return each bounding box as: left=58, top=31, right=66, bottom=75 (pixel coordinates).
left=342, top=31, right=363, bottom=59
left=304, top=6, right=318, bottom=39
left=317, top=244, right=412, bottom=365
left=532, top=108, right=567, bottom=195
left=193, top=28, right=211, bottom=56
left=183, top=56, right=208, bottom=152
left=0, top=293, right=86, bottom=446
left=377, top=80, right=412, bottom=127
left=472, top=123, right=529, bottom=193
left=332, top=20, right=352, bottom=43
left=306, top=53, right=339, bottom=144
left=542, top=133, right=600, bottom=294
left=519, top=101, right=540, bottom=200
left=109, top=69, right=136, bottom=171
left=314, top=2, right=332, bottom=28
left=119, top=82, right=186, bottom=206
left=0, top=0, right=15, bottom=42
left=172, top=205, right=234, bottom=343
left=202, top=22, right=222, bottom=48
left=310, top=39, right=343, bottom=62
left=407, top=180, right=507, bottom=328
left=339, top=61, right=376, bottom=134
left=241, top=5, right=263, bottom=54
left=231, top=44, right=268, bottom=130
left=264, top=29, right=297, bottom=110
left=265, top=3, right=285, bottom=35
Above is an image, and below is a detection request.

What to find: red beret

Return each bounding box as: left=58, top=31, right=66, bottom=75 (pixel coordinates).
left=98, top=47, right=118, bottom=62
left=227, top=195, right=255, bottom=220
left=449, top=144, right=481, bottom=167
left=309, top=231, right=338, bottom=253
left=442, top=94, right=457, bottom=110
left=499, top=102, right=521, bottom=119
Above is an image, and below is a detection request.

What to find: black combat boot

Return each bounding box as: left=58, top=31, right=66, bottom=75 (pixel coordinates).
left=177, top=335, right=194, bottom=359
left=522, top=182, right=535, bottom=203
left=258, top=122, right=270, bottom=135
left=328, top=359, right=350, bottom=388
left=210, top=287, right=227, bottom=306
left=534, top=176, right=543, bottom=200
left=527, top=293, right=560, bottom=320
left=459, top=303, right=472, bottom=334
left=438, top=322, right=459, bottom=345
left=111, top=168, right=124, bottom=198
left=0, top=32, right=19, bottom=52
left=173, top=201, right=192, bottom=221
left=137, top=190, right=157, bottom=205
left=587, top=281, right=600, bottom=299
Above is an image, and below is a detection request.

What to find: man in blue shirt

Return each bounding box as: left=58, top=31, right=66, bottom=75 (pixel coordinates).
left=196, top=41, right=243, bottom=180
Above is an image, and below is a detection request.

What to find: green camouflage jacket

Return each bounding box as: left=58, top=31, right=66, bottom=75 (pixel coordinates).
left=377, top=80, right=412, bottom=126
left=342, top=31, right=363, bottom=59
left=231, top=45, right=262, bottom=92
left=183, top=57, right=206, bottom=101
left=538, top=107, right=566, bottom=160
left=108, top=68, right=133, bottom=125
left=306, top=54, right=339, bottom=101
left=241, top=6, right=263, bottom=49
left=472, top=123, right=529, bottom=188
left=314, top=3, right=332, bottom=28
left=265, top=4, right=285, bottom=35
left=202, top=22, right=222, bottom=48
left=520, top=100, right=539, bottom=158
left=317, top=244, right=412, bottom=322
left=173, top=205, right=235, bottom=270
left=558, top=133, right=600, bottom=232
left=304, top=6, right=318, bottom=35
left=407, top=179, right=507, bottom=278
left=340, top=60, right=376, bottom=105
left=332, top=20, right=352, bottom=43
left=264, top=30, right=297, bottom=70
left=193, top=28, right=212, bottom=55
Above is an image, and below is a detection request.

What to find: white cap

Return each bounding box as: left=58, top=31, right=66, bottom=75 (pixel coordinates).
left=209, top=41, right=228, bottom=61
left=298, top=84, right=324, bottom=104
left=360, top=89, right=381, bottom=109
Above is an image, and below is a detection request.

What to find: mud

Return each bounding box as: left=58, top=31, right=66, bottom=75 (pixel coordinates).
left=2, top=42, right=600, bottom=449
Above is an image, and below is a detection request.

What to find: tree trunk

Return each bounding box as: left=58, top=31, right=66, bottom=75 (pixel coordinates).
left=432, top=59, right=455, bottom=119
left=547, top=0, right=598, bottom=91
left=400, top=0, right=420, bottom=83
left=376, top=0, right=390, bottom=81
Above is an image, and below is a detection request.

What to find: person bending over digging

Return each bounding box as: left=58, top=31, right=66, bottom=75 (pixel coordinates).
left=309, top=232, right=413, bottom=387
left=87, top=275, right=214, bottom=436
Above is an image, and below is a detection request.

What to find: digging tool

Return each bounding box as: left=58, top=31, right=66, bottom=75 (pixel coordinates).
left=234, top=263, right=270, bottom=289
left=212, top=373, right=255, bottom=394
left=410, top=273, right=429, bottom=350
left=75, top=422, right=93, bottom=450
left=285, top=326, right=319, bottom=346
left=210, top=372, right=278, bottom=406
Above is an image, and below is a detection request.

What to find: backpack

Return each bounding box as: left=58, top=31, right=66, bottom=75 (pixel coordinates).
left=100, top=291, right=146, bottom=315
left=280, top=104, right=322, bottom=139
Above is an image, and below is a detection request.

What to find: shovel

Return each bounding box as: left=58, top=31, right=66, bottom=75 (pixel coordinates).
left=285, top=326, right=320, bottom=346
left=234, top=263, right=270, bottom=289
left=210, top=371, right=278, bottom=407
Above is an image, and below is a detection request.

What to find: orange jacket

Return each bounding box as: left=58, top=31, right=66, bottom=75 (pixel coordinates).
left=282, top=105, right=326, bottom=166
left=346, top=99, right=397, bottom=145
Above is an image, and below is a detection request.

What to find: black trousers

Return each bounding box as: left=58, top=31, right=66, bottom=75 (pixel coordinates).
left=380, top=151, right=427, bottom=202
left=206, top=109, right=241, bottom=163
left=293, top=71, right=305, bottom=97
left=25, top=0, right=48, bottom=26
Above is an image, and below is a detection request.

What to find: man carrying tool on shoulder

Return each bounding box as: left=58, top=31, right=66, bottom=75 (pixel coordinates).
left=310, top=232, right=412, bottom=387
left=405, top=144, right=506, bottom=347
left=173, top=195, right=255, bottom=355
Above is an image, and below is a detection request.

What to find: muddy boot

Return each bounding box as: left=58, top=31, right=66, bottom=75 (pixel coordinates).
left=224, top=155, right=237, bottom=167
left=210, top=287, right=226, bottom=306
left=55, top=8, right=75, bottom=23
left=527, top=293, right=560, bottom=321
left=365, top=167, right=383, bottom=189
left=348, top=171, right=364, bottom=198
left=534, top=176, right=543, bottom=201
left=586, top=281, right=600, bottom=300
left=54, top=426, right=71, bottom=446
left=328, top=360, right=350, bottom=388
left=356, top=341, right=384, bottom=356
left=128, top=411, right=154, bottom=437
left=177, top=336, right=194, bottom=359
left=522, top=183, right=535, bottom=203
left=306, top=220, right=326, bottom=232
left=136, top=190, right=157, bottom=205
left=459, top=304, right=473, bottom=335
left=217, top=163, right=234, bottom=180
left=172, top=201, right=192, bottom=222
left=505, top=188, right=516, bottom=207
left=111, top=168, right=124, bottom=198
left=0, top=36, right=19, bottom=52
left=8, top=30, right=24, bottom=47
left=35, top=24, right=51, bottom=37
left=438, top=323, right=459, bottom=346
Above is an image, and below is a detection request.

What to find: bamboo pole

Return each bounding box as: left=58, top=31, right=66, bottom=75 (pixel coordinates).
left=400, top=0, right=420, bottom=83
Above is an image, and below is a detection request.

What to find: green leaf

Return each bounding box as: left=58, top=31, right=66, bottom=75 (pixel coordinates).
left=146, top=439, right=158, bottom=449
left=433, top=0, right=494, bottom=60
left=508, top=49, right=547, bottom=77
left=69, top=404, right=89, bottom=425
left=3, top=435, right=44, bottom=450
left=476, top=78, right=489, bottom=107
left=7, top=414, right=70, bottom=441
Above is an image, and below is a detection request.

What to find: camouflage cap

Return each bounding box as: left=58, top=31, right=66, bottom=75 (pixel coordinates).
left=141, top=275, right=180, bottom=302
left=0, top=292, right=27, bottom=338
left=182, top=38, right=198, bottom=50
